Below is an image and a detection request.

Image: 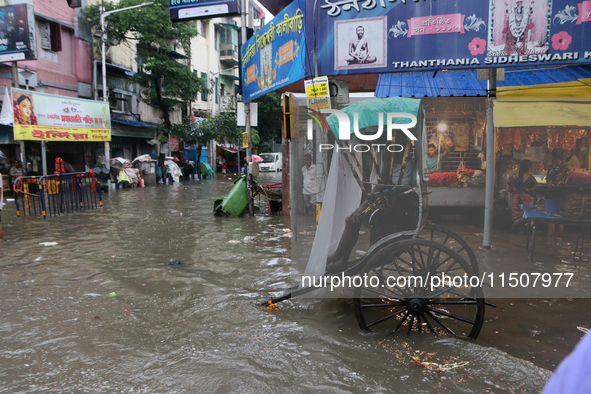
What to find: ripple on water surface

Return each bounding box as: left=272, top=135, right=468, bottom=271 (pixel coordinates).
left=0, top=179, right=557, bottom=392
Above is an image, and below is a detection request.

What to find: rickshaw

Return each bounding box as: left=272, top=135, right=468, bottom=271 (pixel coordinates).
left=264, top=98, right=489, bottom=340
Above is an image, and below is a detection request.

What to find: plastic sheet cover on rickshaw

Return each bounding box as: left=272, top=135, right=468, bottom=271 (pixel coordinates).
left=294, top=98, right=428, bottom=297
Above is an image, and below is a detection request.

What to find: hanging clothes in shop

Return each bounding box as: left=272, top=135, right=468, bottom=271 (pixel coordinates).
left=452, top=123, right=471, bottom=151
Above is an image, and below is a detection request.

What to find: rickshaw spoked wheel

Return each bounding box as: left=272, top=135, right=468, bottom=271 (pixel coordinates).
left=418, top=223, right=479, bottom=275
left=353, top=239, right=485, bottom=340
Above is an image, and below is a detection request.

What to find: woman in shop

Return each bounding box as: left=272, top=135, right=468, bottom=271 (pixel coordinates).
left=506, top=159, right=537, bottom=219
left=546, top=149, right=579, bottom=176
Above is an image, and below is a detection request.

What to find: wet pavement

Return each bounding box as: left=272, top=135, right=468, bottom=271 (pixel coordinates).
left=0, top=174, right=588, bottom=393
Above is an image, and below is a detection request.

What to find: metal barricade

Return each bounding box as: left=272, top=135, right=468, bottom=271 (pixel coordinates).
left=14, top=172, right=103, bottom=219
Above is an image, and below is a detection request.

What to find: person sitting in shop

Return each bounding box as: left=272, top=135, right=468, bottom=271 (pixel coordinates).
left=426, top=142, right=450, bottom=174
left=546, top=148, right=579, bottom=171
left=564, top=150, right=581, bottom=168
left=506, top=159, right=537, bottom=219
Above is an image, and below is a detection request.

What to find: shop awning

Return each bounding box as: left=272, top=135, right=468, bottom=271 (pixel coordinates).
left=375, top=70, right=488, bottom=97
left=112, top=119, right=158, bottom=128
left=497, top=66, right=591, bottom=97
left=163, top=48, right=188, bottom=59
left=147, top=46, right=188, bottom=60
left=220, top=74, right=239, bottom=81
left=217, top=144, right=238, bottom=153
left=105, top=62, right=136, bottom=77
left=375, top=65, right=591, bottom=98
left=112, top=129, right=156, bottom=139
left=493, top=98, right=591, bottom=128
left=215, top=22, right=240, bottom=30
left=111, top=119, right=157, bottom=139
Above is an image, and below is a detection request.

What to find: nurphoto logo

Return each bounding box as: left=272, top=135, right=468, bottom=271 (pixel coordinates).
left=305, top=108, right=417, bottom=153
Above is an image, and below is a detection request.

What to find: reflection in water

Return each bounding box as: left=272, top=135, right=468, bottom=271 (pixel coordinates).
left=0, top=174, right=582, bottom=392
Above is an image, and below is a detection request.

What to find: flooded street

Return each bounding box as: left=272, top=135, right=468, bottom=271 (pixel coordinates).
left=1, top=175, right=588, bottom=393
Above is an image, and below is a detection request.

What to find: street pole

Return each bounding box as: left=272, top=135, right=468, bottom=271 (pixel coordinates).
left=41, top=143, right=47, bottom=176
left=12, top=64, right=26, bottom=166
left=99, top=2, right=153, bottom=183
left=99, top=6, right=110, bottom=178
left=241, top=0, right=254, bottom=216
left=210, top=75, right=216, bottom=173
left=483, top=70, right=497, bottom=249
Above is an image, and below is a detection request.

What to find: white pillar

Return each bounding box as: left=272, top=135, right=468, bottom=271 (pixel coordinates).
left=483, top=72, right=497, bottom=249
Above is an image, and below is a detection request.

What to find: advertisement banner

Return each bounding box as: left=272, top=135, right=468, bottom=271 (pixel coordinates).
left=305, top=76, right=331, bottom=111
left=12, top=89, right=111, bottom=142
left=241, top=0, right=308, bottom=102
left=309, top=0, right=591, bottom=76
left=0, top=4, right=37, bottom=62
left=169, top=0, right=239, bottom=22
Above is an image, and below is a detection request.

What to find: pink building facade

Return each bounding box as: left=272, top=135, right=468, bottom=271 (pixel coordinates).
left=0, top=0, right=99, bottom=178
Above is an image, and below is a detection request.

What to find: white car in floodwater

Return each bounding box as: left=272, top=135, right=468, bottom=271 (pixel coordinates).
left=257, top=153, right=282, bottom=172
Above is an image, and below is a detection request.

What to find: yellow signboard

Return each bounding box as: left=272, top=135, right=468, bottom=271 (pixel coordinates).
left=12, top=88, right=111, bottom=141
left=305, top=81, right=328, bottom=98
left=242, top=131, right=248, bottom=148
left=15, top=125, right=110, bottom=141
left=304, top=76, right=331, bottom=111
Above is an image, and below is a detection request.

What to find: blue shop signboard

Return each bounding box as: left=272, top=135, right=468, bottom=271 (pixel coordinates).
left=241, top=0, right=308, bottom=102
left=309, top=0, right=591, bottom=76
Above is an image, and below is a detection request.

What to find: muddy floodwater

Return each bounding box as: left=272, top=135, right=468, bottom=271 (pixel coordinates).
left=1, top=174, right=589, bottom=393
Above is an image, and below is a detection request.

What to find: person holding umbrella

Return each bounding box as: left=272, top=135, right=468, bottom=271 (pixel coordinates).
left=250, top=154, right=263, bottom=176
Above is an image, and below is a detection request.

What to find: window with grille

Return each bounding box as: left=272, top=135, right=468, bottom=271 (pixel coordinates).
left=111, top=93, right=132, bottom=112
left=38, top=20, right=62, bottom=52
left=219, top=26, right=238, bottom=58
left=201, top=72, right=207, bottom=101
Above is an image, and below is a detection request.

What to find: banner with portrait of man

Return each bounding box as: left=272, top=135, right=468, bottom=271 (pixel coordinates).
left=310, top=0, right=591, bottom=76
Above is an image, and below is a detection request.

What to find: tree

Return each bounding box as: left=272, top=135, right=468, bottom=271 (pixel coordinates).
left=83, top=0, right=208, bottom=147
left=210, top=111, right=243, bottom=146
left=252, top=91, right=281, bottom=151
left=250, top=128, right=260, bottom=147
left=189, top=117, right=216, bottom=168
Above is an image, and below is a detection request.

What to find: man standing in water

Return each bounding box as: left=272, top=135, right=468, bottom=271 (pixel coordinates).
left=346, top=26, right=377, bottom=65
left=9, top=160, right=23, bottom=191
left=301, top=154, right=317, bottom=217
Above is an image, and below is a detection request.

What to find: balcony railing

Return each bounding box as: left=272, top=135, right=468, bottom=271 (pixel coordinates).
left=219, top=44, right=238, bottom=66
